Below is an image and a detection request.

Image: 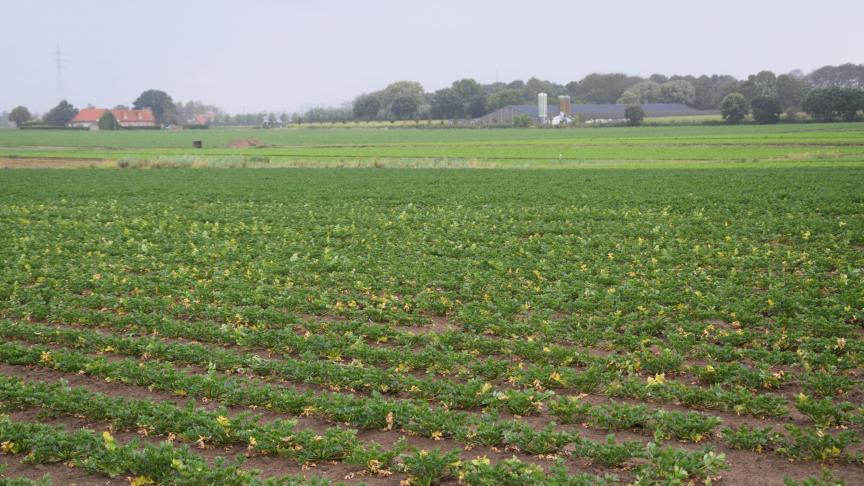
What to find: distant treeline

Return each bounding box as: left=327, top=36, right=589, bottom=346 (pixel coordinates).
left=3, top=64, right=863, bottom=128
left=292, top=63, right=864, bottom=123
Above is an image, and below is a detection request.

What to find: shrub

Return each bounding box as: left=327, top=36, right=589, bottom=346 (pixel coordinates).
left=625, top=105, right=645, bottom=126
left=98, top=111, right=119, bottom=130
left=512, top=114, right=533, bottom=127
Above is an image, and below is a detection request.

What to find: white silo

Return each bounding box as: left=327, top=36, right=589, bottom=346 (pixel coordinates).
left=538, top=93, right=548, bottom=123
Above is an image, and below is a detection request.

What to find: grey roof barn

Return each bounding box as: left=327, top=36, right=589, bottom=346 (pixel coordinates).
left=472, top=100, right=717, bottom=126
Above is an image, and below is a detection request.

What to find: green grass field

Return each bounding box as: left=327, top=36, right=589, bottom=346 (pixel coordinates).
left=0, top=125, right=863, bottom=485
left=1, top=123, right=863, bottom=169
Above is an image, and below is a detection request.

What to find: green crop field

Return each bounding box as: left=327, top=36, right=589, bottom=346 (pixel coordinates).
left=1, top=123, right=864, bottom=169
left=0, top=126, right=863, bottom=485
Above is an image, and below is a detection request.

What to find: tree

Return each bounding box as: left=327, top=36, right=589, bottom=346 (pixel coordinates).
left=43, top=100, right=78, bottom=126
left=466, top=93, right=487, bottom=118
left=808, top=63, right=864, bottom=88
left=802, top=87, right=864, bottom=121
left=132, top=89, right=175, bottom=125
left=573, top=73, right=642, bottom=103
left=352, top=94, right=381, bottom=120
left=803, top=88, right=839, bottom=121
left=523, top=77, right=563, bottom=101
left=172, top=100, right=222, bottom=125
left=451, top=78, right=486, bottom=117
left=617, top=81, right=662, bottom=104
left=775, top=74, right=810, bottom=111
left=739, top=70, right=777, bottom=100
left=430, top=88, right=463, bottom=119
left=8, top=106, right=32, bottom=127
left=616, top=91, right=641, bottom=105
left=659, top=80, right=696, bottom=105
left=649, top=73, right=669, bottom=84
left=836, top=88, right=864, bottom=121
left=430, top=79, right=489, bottom=119
left=389, top=95, right=420, bottom=119
left=720, top=93, right=750, bottom=123
left=625, top=105, right=645, bottom=126
left=486, top=89, right=524, bottom=112
left=380, top=81, right=424, bottom=118
left=692, top=75, right=739, bottom=110
left=750, top=96, right=782, bottom=124
left=98, top=110, right=119, bottom=130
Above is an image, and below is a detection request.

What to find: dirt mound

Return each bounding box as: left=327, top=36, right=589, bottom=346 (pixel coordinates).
left=227, top=139, right=263, bottom=148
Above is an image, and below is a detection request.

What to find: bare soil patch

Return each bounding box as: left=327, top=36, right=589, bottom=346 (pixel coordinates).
left=0, top=157, right=105, bottom=169
left=228, top=139, right=265, bottom=148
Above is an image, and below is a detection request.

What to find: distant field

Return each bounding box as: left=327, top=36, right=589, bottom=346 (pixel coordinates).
left=1, top=123, right=863, bottom=169
left=644, top=114, right=724, bottom=124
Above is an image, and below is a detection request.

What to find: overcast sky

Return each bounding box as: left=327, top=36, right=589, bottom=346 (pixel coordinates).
left=2, top=0, right=862, bottom=114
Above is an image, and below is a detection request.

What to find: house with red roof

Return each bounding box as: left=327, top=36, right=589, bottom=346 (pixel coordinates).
left=70, top=108, right=157, bottom=129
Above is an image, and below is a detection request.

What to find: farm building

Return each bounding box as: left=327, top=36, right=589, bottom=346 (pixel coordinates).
left=472, top=96, right=718, bottom=126
left=69, top=108, right=156, bottom=129
left=191, top=112, right=218, bottom=125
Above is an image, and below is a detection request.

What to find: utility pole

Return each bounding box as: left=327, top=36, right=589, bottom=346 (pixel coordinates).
left=55, top=46, right=65, bottom=102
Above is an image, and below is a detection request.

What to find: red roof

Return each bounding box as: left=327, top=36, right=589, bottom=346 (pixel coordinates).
left=71, top=108, right=155, bottom=124
left=112, top=108, right=155, bottom=123
left=71, top=108, right=107, bottom=123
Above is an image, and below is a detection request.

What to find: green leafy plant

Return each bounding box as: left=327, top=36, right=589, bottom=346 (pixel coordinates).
left=399, top=448, right=461, bottom=486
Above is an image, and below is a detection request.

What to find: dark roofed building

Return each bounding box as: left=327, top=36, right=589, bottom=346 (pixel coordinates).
left=472, top=103, right=718, bottom=126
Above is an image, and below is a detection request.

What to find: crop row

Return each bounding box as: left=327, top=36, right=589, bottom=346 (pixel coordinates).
left=0, top=376, right=737, bottom=485
left=0, top=319, right=795, bottom=420
left=11, top=318, right=864, bottom=435
left=1, top=339, right=859, bottom=466
left=0, top=414, right=333, bottom=485
left=10, top=286, right=861, bottom=387
left=27, top=305, right=858, bottom=399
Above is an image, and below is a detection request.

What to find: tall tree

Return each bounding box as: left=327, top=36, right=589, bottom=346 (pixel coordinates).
left=485, top=89, right=524, bottom=111
left=739, top=71, right=777, bottom=100
left=8, top=106, right=32, bottom=127
left=523, top=77, right=563, bottom=101
left=775, top=74, right=811, bottom=111
left=132, top=89, right=176, bottom=125
left=570, top=73, right=643, bottom=103
left=451, top=79, right=487, bottom=118
left=691, top=75, right=739, bottom=110
left=804, top=87, right=864, bottom=121
left=431, top=79, right=488, bottom=119
left=430, top=88, right=463, bottom=119
left=389, top=95, right=420, bottom=119
left=352, top=94, right=381, bottom=120
left=750, top=96, right=782, bottom=123
left=617, top=81, right=662, bottom=104
left=43, top=100, right=78, bottom=126
left=808, top=64, right=864, bottom=88
left=659, top=80, right=696, bottom=105
left=380, top=81, right=424, bottom=118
